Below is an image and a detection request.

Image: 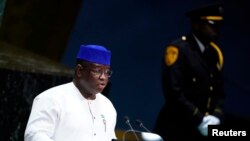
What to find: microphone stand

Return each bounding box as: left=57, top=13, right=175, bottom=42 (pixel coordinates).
left=136, top=119, right=151, bottom=133
left=124, top=116, right=139, bottom=141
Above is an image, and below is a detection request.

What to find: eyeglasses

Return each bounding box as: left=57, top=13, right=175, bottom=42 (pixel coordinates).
left=89, top=68, right=113, bottom=78
left=79, top=63, right=113, bottom=78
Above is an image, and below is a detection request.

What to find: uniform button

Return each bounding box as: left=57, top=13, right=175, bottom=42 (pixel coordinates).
left=210, top=74, right=214, bottom=78
left=181, top=36, right=186, bottom=40
left=94, top=133, right=96, bottom=136
left=209, top=86, right=213, bottom=91
left=93, top=116, right=95, bottom=119
left=192, top=77, right=196, bottom=82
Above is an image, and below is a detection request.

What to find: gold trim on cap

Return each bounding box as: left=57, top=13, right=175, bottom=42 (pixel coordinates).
left=201, top=16, right=223, bottom=21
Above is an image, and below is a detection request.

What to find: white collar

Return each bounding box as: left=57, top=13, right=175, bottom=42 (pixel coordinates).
left=193, top=34, right=206, bottom=53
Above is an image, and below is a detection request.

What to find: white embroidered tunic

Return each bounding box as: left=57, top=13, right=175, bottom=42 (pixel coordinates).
left=25, top=82, right=117, bottom=141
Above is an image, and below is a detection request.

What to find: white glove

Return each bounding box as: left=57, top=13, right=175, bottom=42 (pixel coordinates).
left=197, top=116, right=210, bottom=136
left=198, top=115, right=221, bottom=136
left=205, top=115, right=220, bottom=125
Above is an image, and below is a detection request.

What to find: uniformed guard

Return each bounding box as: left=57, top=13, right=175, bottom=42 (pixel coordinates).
left=154, top=3, right=226, bottom=141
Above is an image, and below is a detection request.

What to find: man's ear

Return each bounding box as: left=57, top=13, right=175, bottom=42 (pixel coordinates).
left=76, top=64, right=83, bottom=77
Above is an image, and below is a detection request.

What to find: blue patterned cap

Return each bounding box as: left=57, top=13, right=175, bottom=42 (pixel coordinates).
left=77, top=44, right=111, bottom=66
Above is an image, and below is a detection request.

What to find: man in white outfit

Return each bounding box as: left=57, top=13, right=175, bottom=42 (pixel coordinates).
left=24, top=44, right=117, bottom=141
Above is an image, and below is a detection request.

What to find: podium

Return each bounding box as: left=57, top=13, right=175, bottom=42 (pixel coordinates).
left=117, top=130, right=164, bottom=141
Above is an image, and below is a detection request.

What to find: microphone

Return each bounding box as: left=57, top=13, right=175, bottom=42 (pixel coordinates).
left=123, top=116, right=139, bottom=141
left=136, top=119, right=151, bottom=133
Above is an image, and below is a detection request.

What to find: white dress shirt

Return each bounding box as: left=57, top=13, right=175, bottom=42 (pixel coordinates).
left=25, top=82, right=117, bottom=141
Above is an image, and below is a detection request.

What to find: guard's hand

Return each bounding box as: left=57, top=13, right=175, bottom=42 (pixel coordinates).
left=206, top=115, right=220, bottom=125
left=198, top=115, right=221, bottom=136
left=197, top=116, right=210, bottom=136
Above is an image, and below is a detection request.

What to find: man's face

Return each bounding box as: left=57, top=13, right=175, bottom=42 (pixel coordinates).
left=77, top=62, right=112, bottom=95
left=200, top=21, right=222, bottom=42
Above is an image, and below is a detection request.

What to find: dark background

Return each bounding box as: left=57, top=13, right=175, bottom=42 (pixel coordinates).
left=62, top=0, right=250, bottom=130
left=0, top=0, right=249, bottom=140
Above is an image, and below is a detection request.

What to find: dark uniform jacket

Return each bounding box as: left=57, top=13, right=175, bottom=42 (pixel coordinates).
left=154, top=34, right=225, bottom=140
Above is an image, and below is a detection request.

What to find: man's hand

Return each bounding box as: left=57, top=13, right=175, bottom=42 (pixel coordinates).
left=198, top=116, right=210, bottom=136
left=206, top=115, right=220, bottom=125
left=197, top=115, right=220, bottom=136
